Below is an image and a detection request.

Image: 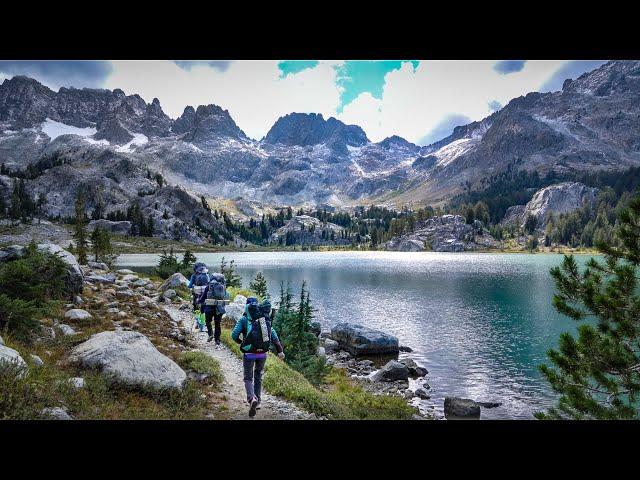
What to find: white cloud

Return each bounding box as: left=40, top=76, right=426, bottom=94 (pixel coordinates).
left=338, top=60, right=569, bottom=145
left=102, top=60, right=602, bottom=145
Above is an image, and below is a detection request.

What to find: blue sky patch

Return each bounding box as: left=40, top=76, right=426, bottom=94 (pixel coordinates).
left=278, top=60, right=320, bottom=78
left=174, top=61, right=232, bottom=72
left=0, top=60, right=112, bottom=89
left=335, top=60, right=419, bottom=112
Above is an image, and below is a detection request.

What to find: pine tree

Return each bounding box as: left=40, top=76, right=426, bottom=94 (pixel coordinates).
left=250, top=272, right=268, bottom=299
left=538, top=193, right=640, bottom=419
left=90, top=227, right=118, bottom=267
left=181, top=249, right=196, bottom=270
left=220, top=256, right=242, bottom=288
left=73, top=190, right=88, bottom=264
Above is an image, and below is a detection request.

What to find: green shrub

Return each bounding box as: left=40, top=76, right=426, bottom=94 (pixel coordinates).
left=0, top=244, right=69, bottom=342
left=179, top=351, right=224, bottom=387
left=0, top=244, right=68, bottom=301
left=0, top=295, right=41, bottom=342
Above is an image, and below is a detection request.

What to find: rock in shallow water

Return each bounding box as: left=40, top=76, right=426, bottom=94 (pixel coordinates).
left=330, top=323, right=399, bottom=356
left=372, top=360, right=409, bottom=382
left=444, top=397, right=481, bottom=419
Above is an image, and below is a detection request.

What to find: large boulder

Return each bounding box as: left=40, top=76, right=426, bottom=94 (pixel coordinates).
left=64, top=309, right=92, bottom=321
left=0, top=344, right=27, bottom=377
left=444, top=397, right=481, bottom=419
left=41, top=407, right=73, bottom=420
left=330, top=323, right=399, bottom=356
left=223, top=294, right=247, bottom=321
left=372, top=360, right=409, bottom=382
left=69, top=330, right=186, bottom=390
left=159, top=272, right=189, bottom=292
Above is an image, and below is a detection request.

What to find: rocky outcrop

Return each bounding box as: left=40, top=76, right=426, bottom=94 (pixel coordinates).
left=385, top=215, right=500, bottom=252
left=330, top=323, right=399, bottom=356
left=502, top=182, right=598, bottom=228
left=69, top=330, right=187, bottom=391
left=270, top=215, right=348, bottom=246
left=88, top=219, right=132, bottom=235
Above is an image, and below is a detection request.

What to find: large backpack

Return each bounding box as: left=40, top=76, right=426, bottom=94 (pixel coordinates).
left=205, top=273, right=226, bottom=305
left=241, top=303, right=272, bottom=353
left=192, top=266, right=210, bottom=296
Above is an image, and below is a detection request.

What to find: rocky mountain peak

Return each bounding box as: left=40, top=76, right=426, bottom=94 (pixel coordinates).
left=263, top=112, right=369, bottom=154
left=378, top=135, right=418, bottom=151
left=173, top=103, right=246, bottom=143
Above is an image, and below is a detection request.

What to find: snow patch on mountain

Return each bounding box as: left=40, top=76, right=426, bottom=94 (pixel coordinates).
left=432, top=137, right=480, bottom=167
left=532, top=114, right=581, bottom=141
left=41, top=118, right=97, bottom=141
left=116, top=133, right=149, bottom=152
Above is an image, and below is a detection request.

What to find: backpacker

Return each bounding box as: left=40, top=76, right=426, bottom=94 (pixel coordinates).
left=204, top=273, right=226, bottom=306
left=192, top=264, right=210, bottom=295
left=241, top=303, right=272, bottom=353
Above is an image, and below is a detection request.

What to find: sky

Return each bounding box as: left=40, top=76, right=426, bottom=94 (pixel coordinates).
left=0, top=59, right=607, bottom=146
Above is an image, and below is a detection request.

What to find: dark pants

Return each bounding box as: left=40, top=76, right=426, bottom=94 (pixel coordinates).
left=192, top=294, right=199, bottom=312
left=205, top=310, right=222, bottom=341
left=243, top=355, right=266, bottom=403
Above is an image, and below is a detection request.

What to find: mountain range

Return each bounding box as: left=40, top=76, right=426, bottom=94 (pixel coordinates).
left=1, top=60, right=639, bottom=242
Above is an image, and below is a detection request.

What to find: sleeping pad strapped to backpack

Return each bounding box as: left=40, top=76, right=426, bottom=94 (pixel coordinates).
left=205, top=273, right=227, bottom=314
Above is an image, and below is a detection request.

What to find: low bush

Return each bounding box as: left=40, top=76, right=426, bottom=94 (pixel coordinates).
left=179, top=351, right=224, bottom=387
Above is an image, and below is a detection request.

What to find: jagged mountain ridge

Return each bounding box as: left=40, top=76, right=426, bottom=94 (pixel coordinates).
left=1, top=60, right=639, bottom=218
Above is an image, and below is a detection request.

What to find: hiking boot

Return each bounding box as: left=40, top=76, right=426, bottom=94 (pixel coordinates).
left=215, top=339, right=221, bottom=346
left=256, top=399, right=262, bottom=410
left=207, top=335, right=214, bottom=342
left=249, top=397, right=259, bottom=417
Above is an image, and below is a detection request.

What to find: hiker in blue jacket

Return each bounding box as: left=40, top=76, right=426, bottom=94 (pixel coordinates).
left=231, top=297, right=285, bottom=417
left=188, top=263, right=209, bottom=312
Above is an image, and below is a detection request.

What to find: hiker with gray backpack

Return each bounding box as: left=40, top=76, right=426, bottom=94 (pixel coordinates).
left=231, top=297, right=285, bottom=417
left=197, top=272, right=230, bottom=344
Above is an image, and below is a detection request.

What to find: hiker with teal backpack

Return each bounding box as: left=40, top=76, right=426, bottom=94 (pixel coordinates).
left=197, top=272, right=230, bottom=344
left=231, top=297, right=285, bottom=417
left=188, top=263, right=209, bottom=333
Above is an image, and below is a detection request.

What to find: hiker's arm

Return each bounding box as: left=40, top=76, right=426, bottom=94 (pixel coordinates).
left=231, top=318, right=244, bottom=344
left=187, top=274, right=195, bottom=289
left=271, top=328, right=284, bottom=354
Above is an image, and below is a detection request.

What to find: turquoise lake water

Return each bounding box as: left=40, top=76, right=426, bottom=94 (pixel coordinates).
left=117, top=251, right=595, bottom=419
